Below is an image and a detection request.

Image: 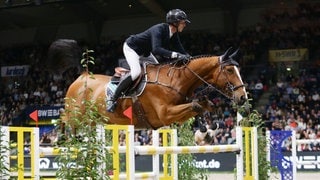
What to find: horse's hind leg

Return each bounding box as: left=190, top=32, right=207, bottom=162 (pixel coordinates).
left=57, top=122, right=67, bottom=145
left=60, top=122, right=65, bottom=134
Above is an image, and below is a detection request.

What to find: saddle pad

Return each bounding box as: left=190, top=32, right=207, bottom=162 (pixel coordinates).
left=105, top=82, right=118, bottom=99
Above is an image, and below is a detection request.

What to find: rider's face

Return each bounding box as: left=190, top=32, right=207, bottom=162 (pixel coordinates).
left=177, top=20, right=187, bottom=32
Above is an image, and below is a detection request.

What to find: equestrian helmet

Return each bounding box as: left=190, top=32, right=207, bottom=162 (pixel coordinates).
left=166, top=9, right=191, bottom=24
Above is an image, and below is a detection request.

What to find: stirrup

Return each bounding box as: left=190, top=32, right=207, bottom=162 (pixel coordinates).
left=107, top=101, right=117, bottom=113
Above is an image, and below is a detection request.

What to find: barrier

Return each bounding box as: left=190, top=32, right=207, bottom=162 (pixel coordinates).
left=104, top=125, right=258, bottom=180
left=1, top=125, right=258, bottom=180
left=100, top=125, right=177, bottom=180
left=0, top=126, right=40, bottom=180
left=267, top=130, right=320, bottom=180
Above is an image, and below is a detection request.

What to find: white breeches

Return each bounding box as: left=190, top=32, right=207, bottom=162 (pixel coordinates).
left=123, top=42, right=141, bottom=80
left=123, top=42, right=158, bottom=80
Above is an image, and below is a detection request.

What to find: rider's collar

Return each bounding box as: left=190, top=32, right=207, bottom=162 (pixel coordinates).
left=169, top=26, right=173, bottom=38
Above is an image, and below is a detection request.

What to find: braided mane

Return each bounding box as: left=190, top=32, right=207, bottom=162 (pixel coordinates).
left=189, top=54, right=214, bottom=60
left=166, top=54, right=216, bottom=67
left=156, top=53, right=238, bottom=68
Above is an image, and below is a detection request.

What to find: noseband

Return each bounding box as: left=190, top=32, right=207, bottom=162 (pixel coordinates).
left=225, top=75, right=246, bottom=93
left=220, top=66, right=245, bottom=93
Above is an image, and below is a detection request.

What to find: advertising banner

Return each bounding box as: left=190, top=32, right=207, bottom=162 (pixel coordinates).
left=1, top=65, right=30, bottom=77
left=269, top=48, right=308, bottom=62
left=24, top=106, right=63, bottom=121
left=15, top=151, right=320, bottom=172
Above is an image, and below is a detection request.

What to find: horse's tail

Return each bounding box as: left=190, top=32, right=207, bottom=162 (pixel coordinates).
left=46, top=39, right=82, bottom=75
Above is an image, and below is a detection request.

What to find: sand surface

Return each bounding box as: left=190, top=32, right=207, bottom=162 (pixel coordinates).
left=207, top=172, right=320, bottom=180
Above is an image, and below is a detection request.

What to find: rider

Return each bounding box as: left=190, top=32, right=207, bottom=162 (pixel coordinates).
left=107, top=9, right=191, bottom=112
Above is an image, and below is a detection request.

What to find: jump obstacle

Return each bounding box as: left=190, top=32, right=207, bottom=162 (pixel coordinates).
left=102, top=125, right=259, bottom=180
left=267, top=130, right=320, bottom=180
left=0, top=125, right=258, bottom=180
left=0, top=126, right=40, bottom=180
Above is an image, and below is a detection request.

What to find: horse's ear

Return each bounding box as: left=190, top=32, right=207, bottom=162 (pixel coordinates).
left=221, top=47, right=233, bottom=61
left=229, top=48, right=240, bottom=60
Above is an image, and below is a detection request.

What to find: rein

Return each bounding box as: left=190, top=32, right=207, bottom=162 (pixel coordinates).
left=147, top=64, right=188, bottom=100
left=185, top=57, right=245, bottom=101
left=146, top=56, right=245, bottom=102
left=185, top=65, right=232, bottom=100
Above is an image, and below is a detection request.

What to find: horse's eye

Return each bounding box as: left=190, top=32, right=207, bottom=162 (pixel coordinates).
left=226, top=68, right=233, bottom=74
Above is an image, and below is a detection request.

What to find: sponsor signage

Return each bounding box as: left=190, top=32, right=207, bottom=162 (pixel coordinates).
left=25, top=106, right=63, bottom=120
left=14, top=151, right=320, bottom=172
left=1, top=65, right=30, bottom=77
left=268, top=48, right=308, bottom=62
left=192, top=153, right=235, bottom=170
left=283, top=151, right=320, bottom=170
left=11, top=152, right=237, bottom=172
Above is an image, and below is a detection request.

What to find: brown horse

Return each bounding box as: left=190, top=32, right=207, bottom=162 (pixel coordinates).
left=63, top=48, right=247, bottom=129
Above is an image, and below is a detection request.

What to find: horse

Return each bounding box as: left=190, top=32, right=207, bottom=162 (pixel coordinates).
left=62, top=48, right=248, bottom=130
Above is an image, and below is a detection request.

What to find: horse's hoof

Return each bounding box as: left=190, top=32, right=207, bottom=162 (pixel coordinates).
left=192, top=102, right=203, bottom=113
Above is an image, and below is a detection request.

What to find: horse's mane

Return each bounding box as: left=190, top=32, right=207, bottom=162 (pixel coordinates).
left=155, top=54, right=216, bottom=67
left=189, top=54, right=215, bottom=60
left=189, top=54, right=239, bottom=67
left=149, top=52, right=239, bottom=67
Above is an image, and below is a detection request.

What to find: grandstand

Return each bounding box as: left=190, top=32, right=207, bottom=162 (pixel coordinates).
left=0, top=0, right=319, bottom=155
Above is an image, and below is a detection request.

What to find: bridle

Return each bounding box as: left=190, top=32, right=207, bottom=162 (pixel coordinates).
left=146, top=55, right=245, bottom=102
left=186, top=57, right=245, bottom=101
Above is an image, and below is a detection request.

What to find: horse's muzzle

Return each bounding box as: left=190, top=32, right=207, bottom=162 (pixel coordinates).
left=237, top=95, right=247, bottom=106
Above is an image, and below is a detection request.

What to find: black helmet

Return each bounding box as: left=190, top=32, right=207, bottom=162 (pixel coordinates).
left=166, top=9, right=191, bottom=24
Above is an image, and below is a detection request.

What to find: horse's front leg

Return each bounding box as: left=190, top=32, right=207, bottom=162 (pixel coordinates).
left=197, top=97, right=215, bottom=112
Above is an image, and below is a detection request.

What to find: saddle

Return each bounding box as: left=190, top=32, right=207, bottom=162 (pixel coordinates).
left=109, top=65, right=146, bottom=97
left=105, top=57, right=158, bottom=128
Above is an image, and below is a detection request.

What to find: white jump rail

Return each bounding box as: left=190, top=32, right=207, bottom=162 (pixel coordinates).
left=1, top=125, right=259, bottom=180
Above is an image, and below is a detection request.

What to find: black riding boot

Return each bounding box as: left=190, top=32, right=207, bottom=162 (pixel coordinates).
left=107, top=75, right=133, bottom=112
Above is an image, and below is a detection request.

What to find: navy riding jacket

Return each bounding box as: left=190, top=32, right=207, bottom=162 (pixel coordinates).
left=125, top=23, right=187, bottom=62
